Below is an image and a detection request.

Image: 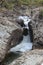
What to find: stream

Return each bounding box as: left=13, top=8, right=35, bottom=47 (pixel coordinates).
left=10, top=16, right=33, bottom=52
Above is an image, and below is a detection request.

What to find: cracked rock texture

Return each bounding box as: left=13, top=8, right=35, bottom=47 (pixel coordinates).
left=29, top=9, right=43, bottom=49
left=7, top=50, right=43, bottom=65
left=0, top=17, right=23, bottom=62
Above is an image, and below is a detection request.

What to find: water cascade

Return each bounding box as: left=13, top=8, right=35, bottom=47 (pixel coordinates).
left=10, top=16, right=33, bottom=52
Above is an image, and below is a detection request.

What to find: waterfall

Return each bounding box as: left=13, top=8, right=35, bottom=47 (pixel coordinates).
left=10, top=16, right=33, bottom=52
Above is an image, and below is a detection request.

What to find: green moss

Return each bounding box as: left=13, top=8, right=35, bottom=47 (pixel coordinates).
left=0, top=0, right=43, bottom=9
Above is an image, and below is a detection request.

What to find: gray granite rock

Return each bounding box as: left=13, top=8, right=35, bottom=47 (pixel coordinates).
left=7, top=50, right=43, bottom=65
left=0, top=17, right=23, bottom=62
left=29, top=10, right=43, bottom=47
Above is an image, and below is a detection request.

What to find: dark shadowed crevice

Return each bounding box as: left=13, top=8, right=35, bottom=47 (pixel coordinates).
left=23, top=28, right=28, bottom=36
left=28, top=22, right=34, bottom=42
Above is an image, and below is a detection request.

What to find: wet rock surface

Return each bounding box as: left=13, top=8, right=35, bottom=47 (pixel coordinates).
left=6, top=50, right=43, bottom=65
left=23, top=28, right=28, bottom=36
left=0, top=6, right=43, bottom=65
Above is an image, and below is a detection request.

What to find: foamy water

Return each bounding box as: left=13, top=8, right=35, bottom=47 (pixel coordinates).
left=10, top=16, right=33, bottom=52
left=10, top=35, right=32, bottom=52
left=41, top=63, right=43, bottom=65
left=18, top=16, right=31, bottom=29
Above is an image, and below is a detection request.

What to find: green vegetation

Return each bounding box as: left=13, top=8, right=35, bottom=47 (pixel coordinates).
left=0, top=0, right=43, bottom=9
left=0, top=0, right=14, bottom=9
left=39, top=10, right=43, bottom=19
left=9, top=0, right=43, bottom=6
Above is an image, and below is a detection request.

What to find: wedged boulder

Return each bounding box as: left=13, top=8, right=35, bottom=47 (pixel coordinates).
left=7, top=50, right=43, bottom=65
left=8, top=29, right=23, bottom=48
left=15, top=19, right=25, bottom=27
left=0, top=17, right=23, bottom=62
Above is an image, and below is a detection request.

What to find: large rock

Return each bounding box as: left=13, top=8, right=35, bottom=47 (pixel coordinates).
left=15, top=19, right=25, bottom=27
left=0, top=17, right=23, bottom=62
left=28, top=10, right=43, bottom=49
left=32, top=19, right=43, bottom=49
left=7, top=50, right=43, bottom=65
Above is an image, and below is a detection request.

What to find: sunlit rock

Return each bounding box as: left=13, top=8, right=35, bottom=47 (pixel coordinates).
left=0, top=17, right=23, bottom=62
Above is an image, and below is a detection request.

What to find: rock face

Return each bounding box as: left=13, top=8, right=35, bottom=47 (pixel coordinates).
left=8, top=50, right=43, bottom=65
left=0, top=17, right=23, bottom=62
left=16, top=19, right=25, bottom=27
left=28, top=10, right=43, bottom=48
left=8, top=29, right=23, bottom=48
left=14, top=5, right=30, bottom=16
left=32, top=20, right=43, bottom=49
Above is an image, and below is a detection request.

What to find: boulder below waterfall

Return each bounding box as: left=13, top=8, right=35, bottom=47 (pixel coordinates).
left=7, top=50, right=43, bottom=65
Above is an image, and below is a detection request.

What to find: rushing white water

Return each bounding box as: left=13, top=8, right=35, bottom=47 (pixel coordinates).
left=41, top=63, right=43, bottom=65
left=18, top=16, right=31, bottom=29
left=10, top=35, right=32, bottom=52
left=10, top=16, right=33, bottom=52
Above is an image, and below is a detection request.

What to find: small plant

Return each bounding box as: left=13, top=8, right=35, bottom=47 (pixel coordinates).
left=39, top=10, right=43, bottom=19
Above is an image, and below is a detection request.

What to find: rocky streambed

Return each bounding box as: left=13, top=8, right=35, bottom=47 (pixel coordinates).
left=0, top=6, right=43, bottom=65
left=10, top=15, right=33, bottom=53
left=0, top=16, right=23, bottom=62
